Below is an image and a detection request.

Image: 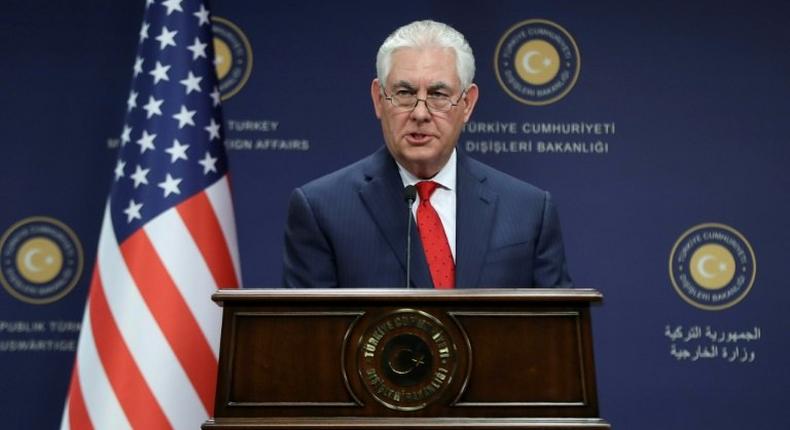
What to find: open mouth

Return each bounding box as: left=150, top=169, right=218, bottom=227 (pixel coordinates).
left=406, top=133, right=432, bottom=144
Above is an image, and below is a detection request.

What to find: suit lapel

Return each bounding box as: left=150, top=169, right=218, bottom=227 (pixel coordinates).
left=358, top=148, right=433, bottom=288
left=455, top=154, right=497, bottom=288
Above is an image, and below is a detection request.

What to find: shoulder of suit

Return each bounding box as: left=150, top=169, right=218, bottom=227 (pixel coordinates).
left=461, top=153, right=547, bottom=197
left=299, top=148, right=388, bottom=195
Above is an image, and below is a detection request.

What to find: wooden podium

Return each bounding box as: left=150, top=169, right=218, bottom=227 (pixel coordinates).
left=203, top=289, right=610, bottom=429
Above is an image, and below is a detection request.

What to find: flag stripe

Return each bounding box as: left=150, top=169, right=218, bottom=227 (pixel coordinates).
left=60, top=400, right=70, bottom=430
left=97, top=209, right=206, bottom=430
left=178, top=187, right=239, bottom=289
left=89, top=268, right=172, bottom=429
left=121, top=225, right=218, bottom=413
left=73, top=272, right=131, bottom=430
left=65, top=368, right=93, bottom=430
left=205, top=176, right=242, bottom=283
left=145, top=204, right=223, bottom=357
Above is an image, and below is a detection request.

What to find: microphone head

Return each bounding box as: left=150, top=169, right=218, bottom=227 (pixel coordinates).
left=404, top=185, right=417, bottom=204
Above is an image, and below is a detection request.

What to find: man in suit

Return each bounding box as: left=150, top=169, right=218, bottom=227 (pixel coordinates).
left=283, top=20, right=571, bottom=289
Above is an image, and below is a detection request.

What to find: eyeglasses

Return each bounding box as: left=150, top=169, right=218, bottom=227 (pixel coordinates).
left=382, top=87, right=467, bottom=113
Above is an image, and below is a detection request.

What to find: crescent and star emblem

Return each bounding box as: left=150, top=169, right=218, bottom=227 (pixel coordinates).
left=696, top=254, right=727, bottom=279
left=522, top=50, right=552, bottom=74
left=388, top=347, right=425, bottom=375
left=22, top=247, right=56, bottom=273
left=359, top=311, right=457, bottom=410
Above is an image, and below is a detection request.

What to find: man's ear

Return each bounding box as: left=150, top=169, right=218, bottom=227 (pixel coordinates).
left=461, top=83, right=479, bottom=123
left=371, top=79, right=384, bottom=119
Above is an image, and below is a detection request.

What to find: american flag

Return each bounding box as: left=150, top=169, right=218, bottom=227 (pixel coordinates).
left=61, top=0, right=240, bottom=428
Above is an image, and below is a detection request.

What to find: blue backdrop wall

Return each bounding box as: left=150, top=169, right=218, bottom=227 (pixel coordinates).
left=1, top=1, right=789, bottom=428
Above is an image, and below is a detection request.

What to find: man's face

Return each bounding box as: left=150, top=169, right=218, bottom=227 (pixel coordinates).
left=371, top=47, right=478, bottom=179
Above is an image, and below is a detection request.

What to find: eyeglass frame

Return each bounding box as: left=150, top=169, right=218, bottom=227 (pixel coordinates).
left=381, top=86, right=468, bottom=113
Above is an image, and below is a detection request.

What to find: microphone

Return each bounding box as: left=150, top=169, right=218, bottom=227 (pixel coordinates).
left=403, top=185, right=417, bottom=289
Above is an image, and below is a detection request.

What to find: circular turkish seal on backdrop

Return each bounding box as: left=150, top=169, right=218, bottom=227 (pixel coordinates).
left=358, top=309, right=457, bottom=411
left=0, top=216, right=84, bottom=304
left=669, top=223, right=756, bottom=311
left=494, top=19, right=581, bottom=106
left=211, top=16, right=253, bottom=101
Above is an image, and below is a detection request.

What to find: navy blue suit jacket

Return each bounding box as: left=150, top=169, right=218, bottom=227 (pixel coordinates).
left=282, top=147, right=572, bottom=288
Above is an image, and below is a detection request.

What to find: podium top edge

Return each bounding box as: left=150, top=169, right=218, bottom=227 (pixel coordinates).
left=212, top=288, right=603, bottom=304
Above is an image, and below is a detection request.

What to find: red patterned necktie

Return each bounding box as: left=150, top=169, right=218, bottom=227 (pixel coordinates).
left=415, top=181, right=455, bottom=289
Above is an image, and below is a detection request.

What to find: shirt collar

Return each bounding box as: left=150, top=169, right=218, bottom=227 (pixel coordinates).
left=396, top=149, right=457, bottom=191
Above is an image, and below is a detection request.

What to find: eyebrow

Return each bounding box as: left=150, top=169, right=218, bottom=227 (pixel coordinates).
left=427, top=82, right=452, bottom=92
left=392, top=81, right=417, bottom=91
left=391, top=80, right=454, bottom=92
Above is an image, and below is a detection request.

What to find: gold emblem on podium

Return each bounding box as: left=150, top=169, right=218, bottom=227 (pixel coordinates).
left=357, top=309, right=457, bottom=411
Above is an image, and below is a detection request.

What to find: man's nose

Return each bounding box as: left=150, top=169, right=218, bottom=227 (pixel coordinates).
left=410, top=99, right=432, bottom=121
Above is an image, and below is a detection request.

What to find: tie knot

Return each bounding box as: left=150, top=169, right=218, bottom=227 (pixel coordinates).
left=416, top=181, right=439, bottom=201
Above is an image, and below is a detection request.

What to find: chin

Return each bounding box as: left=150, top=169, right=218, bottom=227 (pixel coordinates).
left=401, top=147, right=439, bottom=163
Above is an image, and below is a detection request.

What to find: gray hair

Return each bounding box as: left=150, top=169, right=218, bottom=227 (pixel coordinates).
left=376, top=20, right=475, bottom=90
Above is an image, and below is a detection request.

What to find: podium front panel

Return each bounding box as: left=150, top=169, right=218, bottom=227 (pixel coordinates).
left=208, top=289, right=609, bottom=429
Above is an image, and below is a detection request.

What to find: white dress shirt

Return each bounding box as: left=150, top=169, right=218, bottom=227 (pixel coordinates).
left=396, top=149, right=457, bottom=261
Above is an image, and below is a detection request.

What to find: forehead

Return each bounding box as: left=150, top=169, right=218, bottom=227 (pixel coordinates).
left=387, top=47, right=460, bottom=88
